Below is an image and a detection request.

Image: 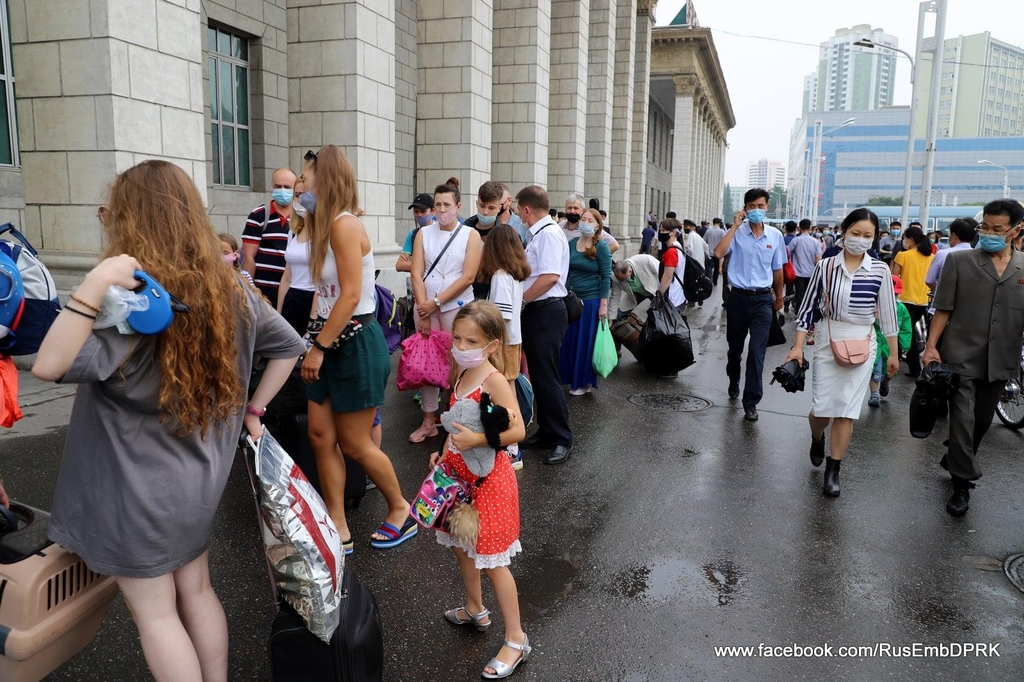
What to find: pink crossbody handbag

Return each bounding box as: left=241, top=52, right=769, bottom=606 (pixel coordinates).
left=824, top=258, right=871, bottom=368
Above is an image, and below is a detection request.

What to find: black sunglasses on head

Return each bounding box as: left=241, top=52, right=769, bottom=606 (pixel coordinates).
left=304, top=149, right=317, bottom=162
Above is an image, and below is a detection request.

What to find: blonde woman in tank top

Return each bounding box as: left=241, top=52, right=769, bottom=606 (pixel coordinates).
left=409, top=176, right=483, bottom=443
left=301, top=146, right=417, bottom=553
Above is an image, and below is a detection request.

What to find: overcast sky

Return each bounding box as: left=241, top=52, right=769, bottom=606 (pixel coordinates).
left=653, top=0, right=1024, bottom=188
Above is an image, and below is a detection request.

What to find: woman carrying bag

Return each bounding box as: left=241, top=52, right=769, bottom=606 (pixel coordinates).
left=409, top=177, right=483, bottom=442
left=558, top=208, right=612, bottom=395
left=785, top=208, right=900, bottom=497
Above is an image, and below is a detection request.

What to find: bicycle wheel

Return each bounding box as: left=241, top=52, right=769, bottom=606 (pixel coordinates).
left=996, top=371, right=1024, bottom=430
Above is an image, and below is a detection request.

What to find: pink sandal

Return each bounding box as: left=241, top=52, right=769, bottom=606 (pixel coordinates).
left=408, top=421, right=438, bottom=443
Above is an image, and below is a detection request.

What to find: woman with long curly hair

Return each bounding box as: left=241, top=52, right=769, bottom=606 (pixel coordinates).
left=33, top=160, right=305, bottom=682
left=300, top=145, right=416, bottom=552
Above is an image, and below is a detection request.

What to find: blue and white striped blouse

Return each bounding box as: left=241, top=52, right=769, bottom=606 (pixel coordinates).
left=796, top=254, right=899, bottom=337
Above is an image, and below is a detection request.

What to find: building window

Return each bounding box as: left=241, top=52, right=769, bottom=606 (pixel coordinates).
left=208, top=26, right=251, bottom=187
left=0, top=4, right=18, bottom=167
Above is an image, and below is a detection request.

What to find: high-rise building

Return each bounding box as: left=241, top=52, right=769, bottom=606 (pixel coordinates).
left=812, top=25, right=898, bottom=113
left=914, top=32, right=1024, bottom=138
left=802, top=72, right=818, bottom=117
left=747, top=159, right=786, bottom=190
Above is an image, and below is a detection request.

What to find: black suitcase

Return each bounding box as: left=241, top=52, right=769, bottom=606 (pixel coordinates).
left=294, top=414, right=368, bottom=508
left=268, top=570, right=385, bottom=682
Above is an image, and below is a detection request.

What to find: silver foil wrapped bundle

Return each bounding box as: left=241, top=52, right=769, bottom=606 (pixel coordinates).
left=248, top=429, right=344, bottom=643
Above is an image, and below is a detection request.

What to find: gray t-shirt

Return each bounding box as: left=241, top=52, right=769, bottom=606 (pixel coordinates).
left=48, top=282, right=304, bottom=578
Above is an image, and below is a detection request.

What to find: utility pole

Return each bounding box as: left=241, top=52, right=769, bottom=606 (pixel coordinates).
left=918, top=0, right=948, bottom=229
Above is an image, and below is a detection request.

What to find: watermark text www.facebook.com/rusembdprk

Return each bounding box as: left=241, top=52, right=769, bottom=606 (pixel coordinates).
left=714, top=642, right=1002, bottom=658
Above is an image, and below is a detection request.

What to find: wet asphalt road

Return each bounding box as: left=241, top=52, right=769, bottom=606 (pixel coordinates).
left=1, top=293, right=1022, bottom=681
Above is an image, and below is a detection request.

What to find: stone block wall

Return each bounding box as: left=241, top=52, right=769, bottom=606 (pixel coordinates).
left=491, top=0, right=551, bottom=191
left=416, top=0, right=493, bottom=211
left=394, top=0, right=418, bottom=239
left=546, top=0, right=589, bottom=204
left=609, top=0, right=636, bottom=236
left=288, top=0, right=397, bottom=252
left=11, top=0, right=208, bottom=261
left=584, top=0, right=615, bottom=210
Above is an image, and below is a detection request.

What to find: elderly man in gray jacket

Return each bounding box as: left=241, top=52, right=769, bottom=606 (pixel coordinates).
left=609, top=254, right=661, bottom=319
left=925, top=198, right=1024, bottom=517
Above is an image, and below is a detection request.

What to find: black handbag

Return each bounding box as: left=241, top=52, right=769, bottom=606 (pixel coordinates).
left=564, top=290, right=584, bottom=324
left=640, top=292, right=695, bottom=375
left=767, top=312, right=786, bottom=347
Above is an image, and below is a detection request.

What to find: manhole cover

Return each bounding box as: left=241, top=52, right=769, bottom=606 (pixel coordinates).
left=1004, top=553, right=1024, bottom=593
left=628, top=393, right=712, bottom=412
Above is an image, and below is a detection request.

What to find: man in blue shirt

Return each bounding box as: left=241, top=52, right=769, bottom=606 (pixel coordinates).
left=713, top=188, right=787, bottom=421
left=641, top=223, right=657, bottom=255
left=789, top=219, right=822, bottom=312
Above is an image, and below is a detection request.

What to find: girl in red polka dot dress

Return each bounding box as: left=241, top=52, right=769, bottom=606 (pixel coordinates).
left=429, top=301, right=530, bottom=679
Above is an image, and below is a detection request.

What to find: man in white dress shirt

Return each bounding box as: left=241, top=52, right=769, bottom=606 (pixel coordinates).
left=518, top=186, right=573, bottom=465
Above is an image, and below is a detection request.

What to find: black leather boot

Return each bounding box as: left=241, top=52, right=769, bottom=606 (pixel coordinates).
left=809, top=434, right=825, bottom=467
left=946, top=478, right=973, bottom=517
left=823, top=457, right=842, bottom=497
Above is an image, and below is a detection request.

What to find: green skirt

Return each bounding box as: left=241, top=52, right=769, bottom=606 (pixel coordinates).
left=306, top=318, right=391, bottom=413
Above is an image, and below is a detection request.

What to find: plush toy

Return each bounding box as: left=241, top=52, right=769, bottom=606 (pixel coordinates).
left=440, top=392, right=513, bottom=548
left=439, top=392, right=512, bottom=477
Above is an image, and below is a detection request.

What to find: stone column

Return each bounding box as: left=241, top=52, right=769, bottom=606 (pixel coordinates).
left=627, top=1, right=653, bottom=239
left=492, top=0, right=550, bottom=189
left=12, top=0, right=207, bottom=271
left=711, top=124, right=724, bottom=220
left=609, top=0, right=636, bottom=235
left=288, top=0, right=397, bottom=248
left=693, top=103, right=706, bottom=219
left=698, top=106, right=710, bottom=219
left=394, top=0, right=418, bottom=234
left=584, top=0, right=615, bottom=208
left=670, top=75, right=696, bottom=221
left=416, top=0, right=492, bottom=209
left=547, top=0, right=590, bottom=203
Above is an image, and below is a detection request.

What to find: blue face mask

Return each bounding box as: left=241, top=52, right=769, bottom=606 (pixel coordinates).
left=578, top=223, right=596, bottom=237
left=476, top=213, right=497, bottom=227
left=272, top=188, right=294, bottom=207
left=746, top=209, right=766, bottom=224
left=979, top=233, right=1010, bottom=253
left=415, top=214, right=433, bottom=227
left=298, top=191, right=317, bottom=216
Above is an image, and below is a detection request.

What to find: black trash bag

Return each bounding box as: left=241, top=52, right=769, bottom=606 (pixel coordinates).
left=909, top=361, right=960, bottom=439
left=771, top=357, right=808, bottom=393
left=767, top=311, right=786, bottom=347
left=641, top=292, right=695, bottom=376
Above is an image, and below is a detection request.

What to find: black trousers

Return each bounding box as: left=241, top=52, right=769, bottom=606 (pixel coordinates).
left=794, top=277, right=811, bottom=313
left=904, top=303, right=928, bottom=375
left=710, top=256, right=721, bottom=286
left=726, top=291, right=774, bottom=407
left=947, top=377, right=1005, bottom=482
left=721, top=255, right=731, bottom=303
left=522, top=298, right=572, bottom=447
left=280, top=288, right=315, bottom=337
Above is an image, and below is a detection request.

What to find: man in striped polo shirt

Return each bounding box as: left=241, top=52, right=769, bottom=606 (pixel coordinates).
left=242, top=167, right=296, bottom=308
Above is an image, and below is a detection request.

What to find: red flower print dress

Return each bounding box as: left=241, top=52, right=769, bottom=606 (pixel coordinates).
left=435, top=373, right=522, bottom=569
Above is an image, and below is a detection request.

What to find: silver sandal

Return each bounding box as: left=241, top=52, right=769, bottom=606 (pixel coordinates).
left=481, top=634, right=531, bottom=679
left=444, top=606, right=491, bottom=632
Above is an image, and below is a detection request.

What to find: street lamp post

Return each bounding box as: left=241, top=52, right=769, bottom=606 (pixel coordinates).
left=809, top=118, right=856, bottom=224
left=854, top=31, right=920, bottom=229
left=917, top=0, right=948, bottom=230
left=978, top=159, right=1010, bottom=198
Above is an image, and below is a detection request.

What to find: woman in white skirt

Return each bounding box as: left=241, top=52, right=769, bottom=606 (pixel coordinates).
left=785, top=208, right=900, bottom=497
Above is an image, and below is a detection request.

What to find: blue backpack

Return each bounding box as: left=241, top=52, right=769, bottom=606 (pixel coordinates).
left=374, top=284, right=403, bottom=354
left=0, top=224, right=61, bottom=355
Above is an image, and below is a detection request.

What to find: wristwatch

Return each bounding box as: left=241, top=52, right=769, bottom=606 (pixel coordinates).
left=433, top=296, right=442, bottom=309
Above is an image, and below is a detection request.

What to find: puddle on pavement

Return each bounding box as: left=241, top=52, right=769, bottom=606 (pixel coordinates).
left=518, top=554, right=582, bottom=619
left=608, top=558, right=743, bottom=606
left=702, top=559, right=744, bottom=606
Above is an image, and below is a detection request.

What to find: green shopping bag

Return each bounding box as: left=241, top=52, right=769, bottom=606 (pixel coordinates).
left=592, top=319, right=618, bottom=378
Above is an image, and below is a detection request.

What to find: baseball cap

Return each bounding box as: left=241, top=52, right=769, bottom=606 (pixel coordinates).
left=408, top=193, right=434, bottom=210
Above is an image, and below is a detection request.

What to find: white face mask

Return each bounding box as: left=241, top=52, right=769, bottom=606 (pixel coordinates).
left=844, top=236, right=873, bottom=256
left=293, top=201, right=308, bottom=219
left=451, top=345, right=490, bottom=369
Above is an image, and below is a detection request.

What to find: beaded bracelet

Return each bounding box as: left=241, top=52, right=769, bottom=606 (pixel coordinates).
left=245, top=404, right=266, bottom=417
